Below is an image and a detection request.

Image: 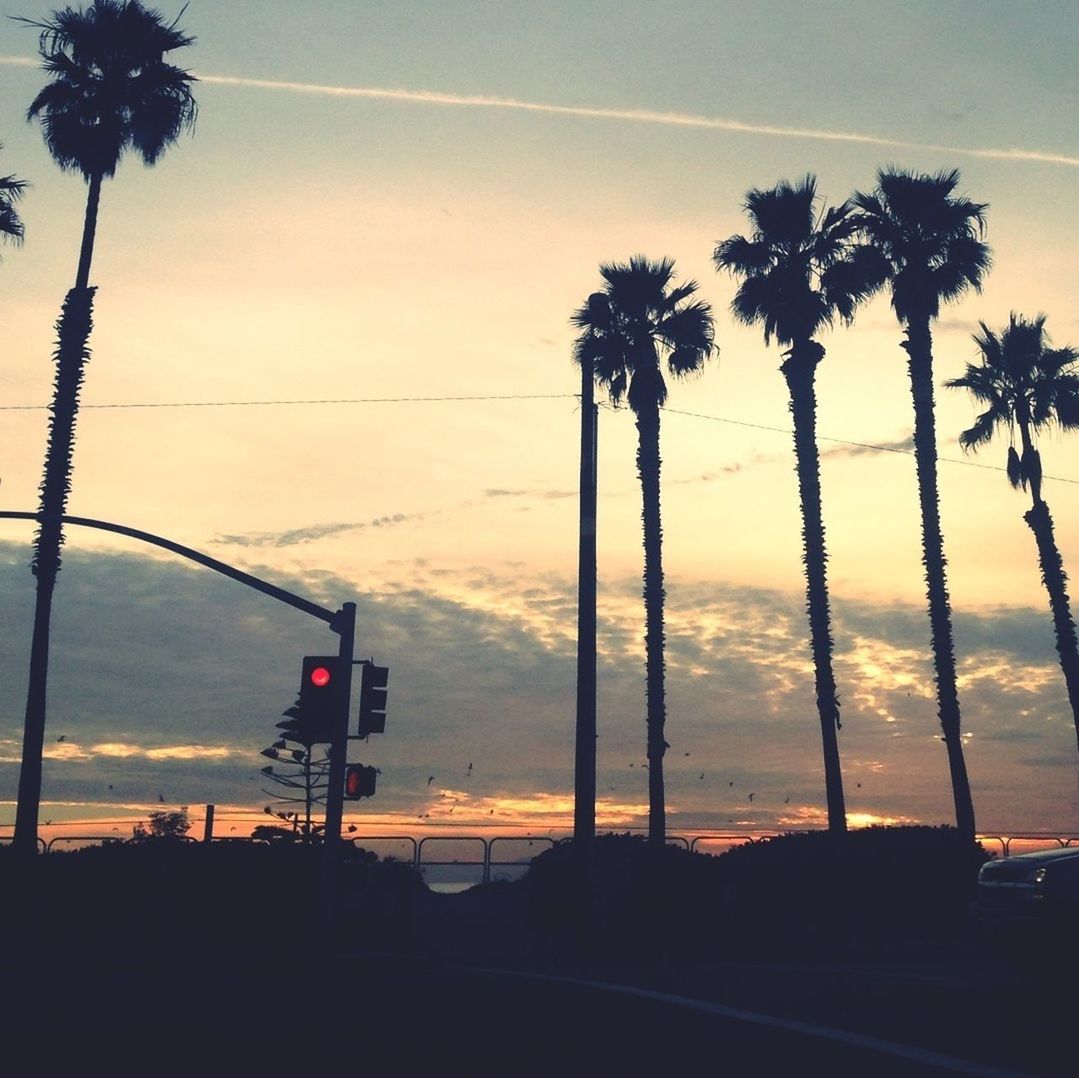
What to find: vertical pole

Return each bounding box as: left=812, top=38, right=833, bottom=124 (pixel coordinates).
left=322, top=601, right=356, bottom=934
left=203, top=803, right=215, bottom=843
left=574, top=363, right=598, bottom=845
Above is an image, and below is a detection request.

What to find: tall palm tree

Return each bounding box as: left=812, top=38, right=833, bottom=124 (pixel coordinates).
left=573, top=257, right=715, bottom=846
left=13, top=0, right=197, bottom=855
left=852, top=168, right=990, bottom=842
left=947, top=314, right=1079, bottom=751
left=714, top=175, right=879, bottom=834
left=0, top=144, right=27, bottom=247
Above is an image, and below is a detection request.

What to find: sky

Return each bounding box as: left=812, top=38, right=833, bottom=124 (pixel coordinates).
left=1, top=0, right=1078, bottom=843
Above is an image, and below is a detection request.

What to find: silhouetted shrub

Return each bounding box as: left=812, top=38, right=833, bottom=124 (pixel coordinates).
left=711, top=825, right=990, bottom=956
left=525, top=827, right=990, bottom=961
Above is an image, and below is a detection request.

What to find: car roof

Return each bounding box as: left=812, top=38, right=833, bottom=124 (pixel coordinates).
left=993, top=846, right=1079, bottom=864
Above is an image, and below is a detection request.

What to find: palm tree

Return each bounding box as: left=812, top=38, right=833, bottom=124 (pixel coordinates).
left=714, top=175, right=879, bottom=834
left=852, top=168, right=990, bottom=842
left=0, top=144, right=27, bottom=247
left=13, top=0, right=197, bottom=855
left=947, top=314, right=1079, bottom=752
left=573, top=257, right=715, bottom=846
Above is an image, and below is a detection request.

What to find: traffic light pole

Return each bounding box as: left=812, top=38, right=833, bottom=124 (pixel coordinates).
left=0, top=511, right=348, bottom=852
left=322, top=602, right=356, bottom=852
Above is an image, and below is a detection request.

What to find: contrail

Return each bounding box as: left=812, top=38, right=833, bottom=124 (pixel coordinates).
left=3, top=55, right=1077, bottom=168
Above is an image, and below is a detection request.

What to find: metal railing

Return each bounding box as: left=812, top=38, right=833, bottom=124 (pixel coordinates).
left=9, top=829, right=1079, bottom=878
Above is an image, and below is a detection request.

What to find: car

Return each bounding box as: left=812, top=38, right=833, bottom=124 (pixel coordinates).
left=972, top=845, right=1079, bottom=946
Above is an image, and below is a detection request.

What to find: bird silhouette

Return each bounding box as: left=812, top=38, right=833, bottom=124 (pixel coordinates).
left=729, top=781, right=734, bottom=787
left=784, top=797, right=790, bottom=804
left=748, top=793, right=755, bottom=802
left=684, top=752, right=690, bottom=756
left=699, top=774, right=705, bottom=780
left=56, top=735, right=66, bottom=742
left=108, top=784, right=114, bottom=790
left=427, top=776, right=434, bottom=785
left=467, top=762, right=473, bottom=773
left=157, top=793, right=165, bottom=803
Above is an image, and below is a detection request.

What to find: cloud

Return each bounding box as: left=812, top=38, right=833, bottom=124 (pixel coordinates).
left=820, top=434, right=914, bottom=460
left=483, top=488, right=575, bottom=501
left=214, top=509, right=436, bottom=548
left=1, top=542, right=1076, bottom=834
left=3, top=54, right=1075, bottom=167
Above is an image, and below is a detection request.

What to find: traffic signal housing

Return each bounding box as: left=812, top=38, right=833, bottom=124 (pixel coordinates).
left=344, top=764, right=377, bottom=799
left=276, top=655, right=340, bottom=745
left=357, top=663, right=389, bottom=736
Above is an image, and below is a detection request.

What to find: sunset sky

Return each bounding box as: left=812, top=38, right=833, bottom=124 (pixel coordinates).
left=2, top=1, right=1078, bottom=843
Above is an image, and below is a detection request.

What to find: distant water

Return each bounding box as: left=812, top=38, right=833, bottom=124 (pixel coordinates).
left=428, top=881, right=475, bottom=894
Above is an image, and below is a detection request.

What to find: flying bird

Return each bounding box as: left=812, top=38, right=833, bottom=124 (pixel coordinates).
left=748, top=792, right=755, bottom=802
left=784, top=797, right=790, bottom=804
left=158, top=793, right=165, bottom=803
left=467, top=762, right=473, bottom=773
left=729, top=781, right=734, bottom=787
left=56, top=735, right=66, bottom=742
left=427, top=776, right=434, bottom=785
left=699, top=774, right=704, bottom=780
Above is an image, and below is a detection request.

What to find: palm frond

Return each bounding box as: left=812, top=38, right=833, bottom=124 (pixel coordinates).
left=25, top=0, right=197, bottom=180
left=1006, top=446, right=1023, bottom=489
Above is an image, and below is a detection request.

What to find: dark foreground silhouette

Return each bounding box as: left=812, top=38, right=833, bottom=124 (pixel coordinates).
left=1, top=829, right=1071, bottom=1073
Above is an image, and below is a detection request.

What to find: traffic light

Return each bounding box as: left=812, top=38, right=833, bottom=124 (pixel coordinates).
left=357, top=663, right=389, bottom=736
left=344, top=764, right=377, bottom=799
left=276, top=655, right=340, bottom=745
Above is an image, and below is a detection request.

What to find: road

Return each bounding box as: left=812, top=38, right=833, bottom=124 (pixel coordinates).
left=4, top=945, right=1065, bottom=1074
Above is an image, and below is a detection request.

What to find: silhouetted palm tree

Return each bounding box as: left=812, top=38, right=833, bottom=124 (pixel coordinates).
left=0, top=144, right=27, bottom=247
left=573, top=257, right=715, bottom=846
left=852, top=167, right=990, bottom=841
left=947, top=314, right=1079, bottom=752
left=13, top=0, right=197, bottom=854
left=714, top=175, right=879, bottom=834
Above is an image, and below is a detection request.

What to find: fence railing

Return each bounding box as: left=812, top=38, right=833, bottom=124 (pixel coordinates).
left=7, top=830, right=1078, bottom=883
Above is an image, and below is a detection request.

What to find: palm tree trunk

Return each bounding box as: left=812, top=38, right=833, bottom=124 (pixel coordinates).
left=902, top=316, right=976, bottom=841
left=75, top=172, right=103, bottom=290
left=636, top=403, right=667, bottom=847
left=13, top=173, right=104, bottom=855
left=13, top=286, right=97, bottom=854
left=781, top=343, right=847, bottom=833
left=1025, top=499, right=1079, bottom=752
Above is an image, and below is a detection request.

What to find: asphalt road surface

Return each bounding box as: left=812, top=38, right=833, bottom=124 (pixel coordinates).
left=4, top=948, right=1069, bottom=1075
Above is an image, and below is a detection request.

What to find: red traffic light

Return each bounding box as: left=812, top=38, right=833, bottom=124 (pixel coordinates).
left=344, top=764, right=377, bottom=799
left=309, top=665, right=332, bottom=688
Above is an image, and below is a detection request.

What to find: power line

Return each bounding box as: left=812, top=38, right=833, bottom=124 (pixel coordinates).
left=666, top=407, right=1079, bottom=486
left=0, top=392, right=577, bottom=411
left=3, top=391, right=1074, bottom=486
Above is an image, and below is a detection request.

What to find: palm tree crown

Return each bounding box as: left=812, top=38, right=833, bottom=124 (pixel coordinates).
left=21, top=0, right=197, bottom=180
left=573, top=255, right=714, bottom=410
left=947, top=313, right=1079, bottom=496
left=1, top=144, right=27, bottom=247
left=713, top=175, right=877, bottom=834
left=714, top=174, right=880, bottom=344
left=572, top=256, right=714, bottom=847
left=851, top=167, right=990, bottom=321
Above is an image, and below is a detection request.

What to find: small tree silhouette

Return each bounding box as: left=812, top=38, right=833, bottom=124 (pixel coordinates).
left=259, top=742, right=330, bottom=844
left=131, top=805, right=190, bottom=842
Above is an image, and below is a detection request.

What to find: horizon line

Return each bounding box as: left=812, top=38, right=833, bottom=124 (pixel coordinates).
left=2, top=54, right=1077, bottom=168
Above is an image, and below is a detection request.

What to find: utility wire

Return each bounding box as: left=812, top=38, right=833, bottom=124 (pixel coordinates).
left=666, top=407, right=1079, bottom=486
left=0, top=392, right=576, bottom=410
left=3, top=391, right=1075, bottom=485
